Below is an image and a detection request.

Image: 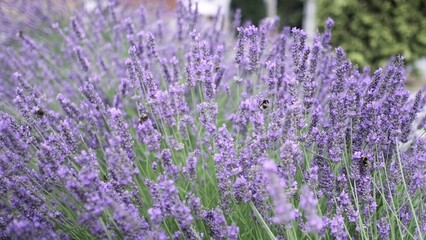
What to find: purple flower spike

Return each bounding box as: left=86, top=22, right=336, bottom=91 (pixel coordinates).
left=197, top=102, right=218, bottom=135
left=73, top=46, right=90, bottom=72
left=108, top=108, right=135, bottom=160
left=261, top=158, right=297, bottom=225
left=300, top=186, right=324, bottom=233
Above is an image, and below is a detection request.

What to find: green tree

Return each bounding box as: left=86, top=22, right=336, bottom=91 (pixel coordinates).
left=277, top=0, right=304, bottom=28
left=317, top=0, right=426, bottom=68
left=231, top=0, right=267, bottom=26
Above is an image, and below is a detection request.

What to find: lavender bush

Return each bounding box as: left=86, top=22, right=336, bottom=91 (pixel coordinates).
left=1, top=1, right=425, bottom=239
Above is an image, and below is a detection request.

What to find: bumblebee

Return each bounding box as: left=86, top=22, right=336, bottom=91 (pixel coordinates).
left=138, top=113, right=149, bottom=124
left=34, top=107, right=44, bottom=117
left=361, top=156, right=369, bottom=167
left=259, top=99, right=269, bottom=110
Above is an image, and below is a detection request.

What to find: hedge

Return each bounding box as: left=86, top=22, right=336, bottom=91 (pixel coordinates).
left=317, top=0, right=426, bottom=68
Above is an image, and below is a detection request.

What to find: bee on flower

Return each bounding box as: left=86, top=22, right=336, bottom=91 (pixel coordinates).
left=259, top=99, right=269, bottom=110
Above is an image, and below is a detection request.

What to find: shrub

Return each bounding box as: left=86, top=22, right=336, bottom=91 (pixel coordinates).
left=0, top=1, right=425, bottom=239
left=317, top=0, right=426, bottom=68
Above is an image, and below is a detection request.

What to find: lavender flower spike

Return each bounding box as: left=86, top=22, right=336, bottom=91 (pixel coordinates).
left=262, top=158, right=298, bottom=225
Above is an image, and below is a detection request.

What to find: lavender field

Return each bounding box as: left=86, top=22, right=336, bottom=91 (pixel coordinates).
left=1, top=1, right=425, bottom=239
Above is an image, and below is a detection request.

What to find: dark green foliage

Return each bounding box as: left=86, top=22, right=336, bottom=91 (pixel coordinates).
left=317, top=0, right=426, bottom=68
left=277, top=0, right=305, bottom=28
left=231, top=0, right=267, bottom=26
left=231, top=0, right=305, bottom=28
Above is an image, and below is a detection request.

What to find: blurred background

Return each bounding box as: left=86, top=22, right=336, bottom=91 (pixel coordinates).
left=1, top=0, right=425, bottom=89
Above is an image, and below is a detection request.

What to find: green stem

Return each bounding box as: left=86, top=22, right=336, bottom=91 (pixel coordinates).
left=249, top=202, right=276, bottom=239
left=395, top=140, right=423, bottom=239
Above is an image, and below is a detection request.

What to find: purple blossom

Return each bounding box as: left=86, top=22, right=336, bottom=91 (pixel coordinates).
left=214, top=124, right=240, bottom=210
left=5, top=219, right=59, bottom=240
left=279, top=138, right=301, bottom=186
left=79, top=80, right=105, bottom=112
left=148, top=207, right=164, bottom=225
left=233, top=176, right=250, bottom=203
left=160, top=149, right=180, bottom=178
left=203, top=208, right=235, bottom=239
left=108, top=108, right=135, bottom=159
left=336, top=191, right=358, bottom=223
left=70, top=16, right=85, bottom=41
left=328, top=211, right=348, bottom=240
left=197, top=101, right=218, bottom=135
left=147, top=32, right=159, bottom=60
left=232, top=9, right=242, bottom=29
left=183, top=149, right=200, bottom=180
left=59, top=119, right=78, bottom=154
left=377, top=218, right=390, bottom=239
left=73, top=46, right=90, bottom=72
left=1, top=4, right=425, bottom=239
left=401, top=88, right=423, bottom=141
left=235, top=27, right=245, bottom=65
left=137, top=115, right=162, bottom=152
left=57, top=93, right=82, bottom=120
left=147, top=175, right=194, bottom=230
left=261, top=158, right=297, bottom=225
left=245, top=25, right=259, bottom=72
left=125, top=59, right=137, bottom=88
left=227, top=224, right=239, bottom=240
left=300, top=186, right=324, bottom=233
left=187, top=193, right=202, bottom=219
left=321, top=17, right=334, bottom=48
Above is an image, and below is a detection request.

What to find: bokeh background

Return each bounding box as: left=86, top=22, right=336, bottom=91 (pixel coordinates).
left=1, top=0, right=425, bottom=89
